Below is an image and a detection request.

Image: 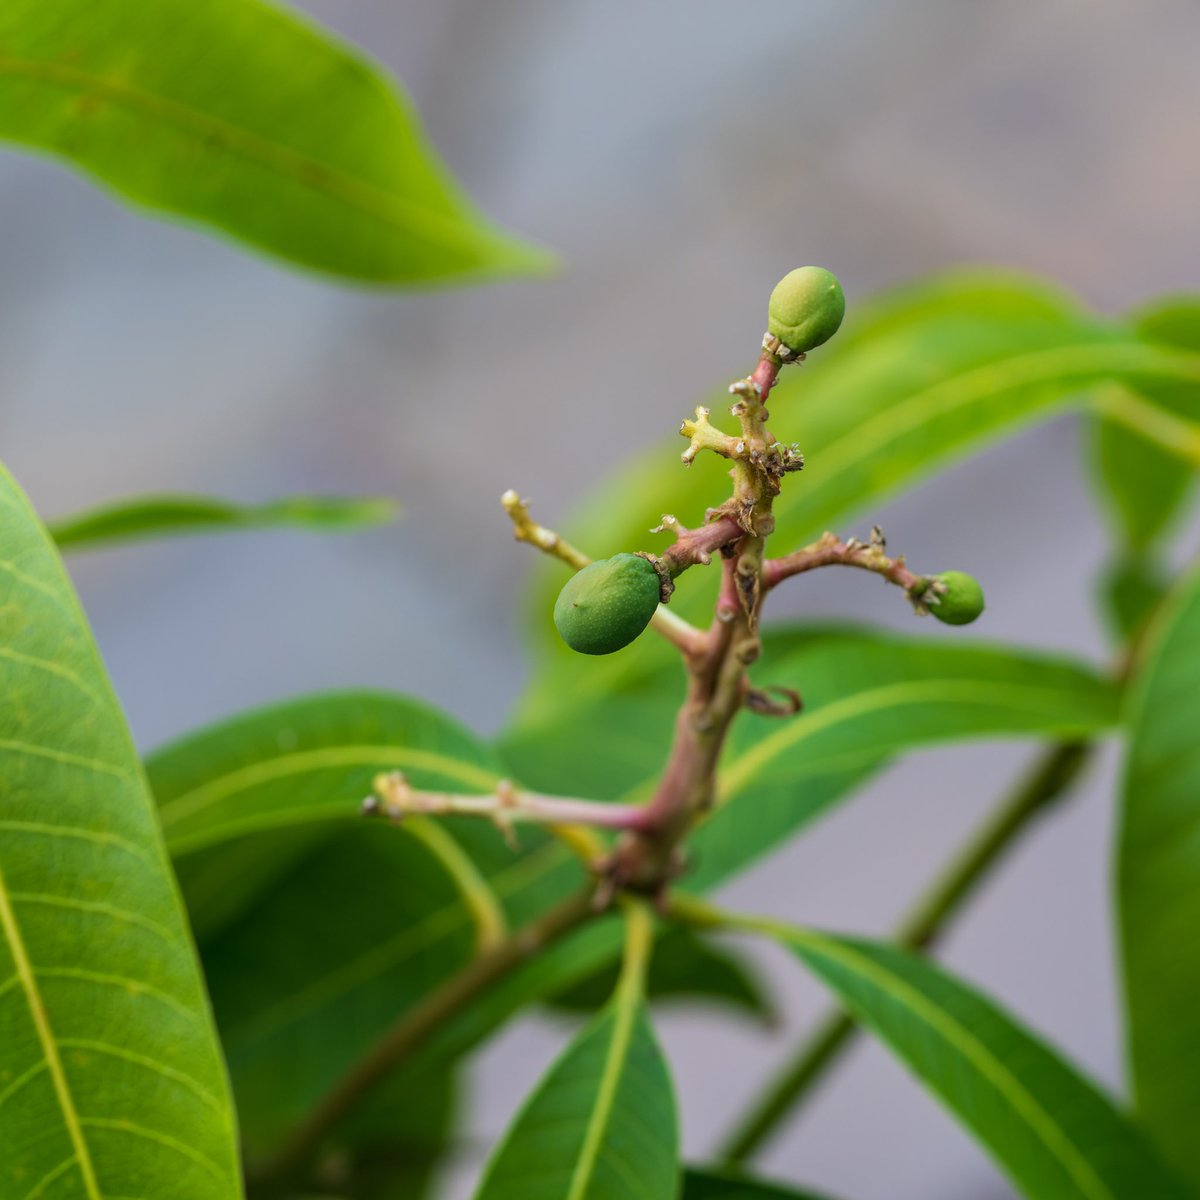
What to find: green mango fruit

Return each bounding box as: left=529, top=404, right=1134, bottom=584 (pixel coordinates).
left=767, top=266, right=845, bottom=354
left=930, top=571, right=986, bottom=626
left=553, top=554, right=662, bottom=655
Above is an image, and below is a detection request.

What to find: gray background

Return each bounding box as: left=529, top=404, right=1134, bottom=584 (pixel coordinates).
left=2, top=2, right=1198, bottom=1197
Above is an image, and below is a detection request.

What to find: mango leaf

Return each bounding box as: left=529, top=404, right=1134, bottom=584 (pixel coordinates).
left=549, top=926, right=773, bottom=1023
left=1118, top=565, right=1200, bottom=1188
left=502, top=625, right=1120, bottom=890
left=1089, top=299, right=1200, bottom=552
left=145, top=691, right=551, bottom=1156
left=520, top=271, right=1200, bottom=702
left=152, top=624, right=1117, bottom=1164
left=0, top=463, right=242, bottom=1197
left=1099, top=554, right=1170, bottom=644
left=48, top=492, right=398, bottom=551
left=765, top=924, right=1190, bottom=1200
left=0, top=0, right=551, bottom=283
left=683, top=1168, right=840, bottom=1200
left=473, top=911, right=679, bottom=1200
left=307, top=1067, right=457, bottom=1200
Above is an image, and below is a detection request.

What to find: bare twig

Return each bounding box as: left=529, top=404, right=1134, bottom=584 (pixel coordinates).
left=366, top=772, right=654, bottom=842
left=763, top=529, right=927, bottom=599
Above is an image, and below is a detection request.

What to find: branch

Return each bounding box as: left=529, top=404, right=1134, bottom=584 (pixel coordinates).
left=713, top=740, right=1093, bottom=1163
left=250, top=887, right=599, bottom=1194
left=366, top=772, right=653, bottom=841
left=501, top=488, right=589, bottom=570
left=763, top=529, right=929, bottom=601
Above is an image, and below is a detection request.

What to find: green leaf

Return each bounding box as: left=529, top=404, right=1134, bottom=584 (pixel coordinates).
left=1118, top=565, right=1200, bottom=1188
left=474, top=908, right=679, bottom=1200
left=0, top=462, right=242, bottom=1197
left=521, top=271, right=1200, bottom=694
left=144, top=691, right=549, bottom=1154
left=0, top=0, right=552, bottom=283
left=152, top=624, right=1118, bottom=1163
left=48, top=492, right=398, bottom=551
left=311, top=1067, right=457, bottom=1200
left=503, top=625, right=1120, bottom=890
left=762, top=924, right=1189, bottom=1200
left=683, top=1168, right=840, bottom=1200
left=1099, top=554, right=1170, bottom=644
left=1089, top=298, right=1200, bottom=551
left=149, top=692, right=623, bottom=1164
left=549, top=926, right=773, bottom=1022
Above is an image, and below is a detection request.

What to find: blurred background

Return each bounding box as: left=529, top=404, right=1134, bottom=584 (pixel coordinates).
left=2, top=2, right=1199, bottom=1196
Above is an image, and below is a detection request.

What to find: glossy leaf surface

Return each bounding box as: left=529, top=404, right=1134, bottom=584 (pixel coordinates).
left=0, top=0, right=550, bottom=282
left=773, top=925, right=1189, bottom=1200
left=0, top=463, right=242, bottom=1198
left=474, top=911, right=679, bottom=1200
left=145, top=691, right=524, bottom=1154
left=1118, top=565, right=1200, bottom=1188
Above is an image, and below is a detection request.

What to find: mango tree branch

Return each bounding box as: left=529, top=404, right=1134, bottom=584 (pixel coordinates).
left=602, top=350, right=791, bottom=894
left=250, top=887, right=600, bottom=1195
left=706, top=740, right=1093, bottom=1163
left=366, top=771, right=655, bottom=840
left=763, top=529, right=933, bottom=607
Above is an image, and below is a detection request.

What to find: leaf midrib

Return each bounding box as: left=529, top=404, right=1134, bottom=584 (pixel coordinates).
left=784, top=340, right=1200, bottom=530
left=0, top=863, right=100, bottom=1199
left=793, top=929, right=1113, bottom=1200
left=717, top=677, right=1110, bottom=802
left=565, top=1001, right=639, bottom=1200
left=0, top=55, right=490, bottom=254
left=157, top=743, right=499, bottom=832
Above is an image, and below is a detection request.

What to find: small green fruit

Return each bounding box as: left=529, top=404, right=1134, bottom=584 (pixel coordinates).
left=554, top=554, right=662, bottom=655
left=930, top=571, right=985, bottom=626
left=767, top=266, right=845, bottom=354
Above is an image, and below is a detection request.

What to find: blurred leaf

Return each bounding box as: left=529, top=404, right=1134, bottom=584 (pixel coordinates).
left=474, top=920, right=679, bottom=1200
left=521, top=271, right=1200, bottom=701
left=48, top=492, right=398, bottom=551
left=768, top=925, right=1189, bottom=1200
left=0, top=0, right=552, bottom=283
left=549, top=926, right=773, bottom=1023
left=1118, top=565, right=1200, bottom=1188
left=1089, top=298, right=1200, bottom=551
left=0, top=462, right=242, bottom=1197
left=502, top=625, right=1119, bottom=890
left=1099, top=554, right=1170, bottom=644
left=307, top=1068, right=457, bottom=1200
left=150, top=691, right=501, bottom=941
left=683, top=1168, right=841, bottom=1200
left=154, top=625, right=1117, bottom=1165
left=145, top=691, right=531, bottom=1156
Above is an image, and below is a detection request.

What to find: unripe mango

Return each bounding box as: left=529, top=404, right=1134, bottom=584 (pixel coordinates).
left=554, top=554, right=662, bottom=655
left=767, top=266, right=845, bottom=354
left=930, top=571, right=985, bottom=626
